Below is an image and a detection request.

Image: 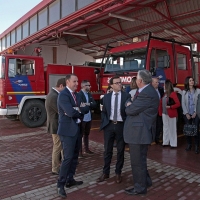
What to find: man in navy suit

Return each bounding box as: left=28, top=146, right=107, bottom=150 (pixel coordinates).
left=97, top=76, right=131, bottom=184
left=57, top=74, right=89, bottom=198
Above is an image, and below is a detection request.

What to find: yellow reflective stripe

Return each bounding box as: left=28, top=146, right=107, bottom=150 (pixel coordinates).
left=7, top=91, right=45, bottom=94
left=102, top=86, right=108, bottom=88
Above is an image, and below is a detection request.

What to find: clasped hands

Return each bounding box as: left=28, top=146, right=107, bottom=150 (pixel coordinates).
left=186, top=113, right=196, bottom=120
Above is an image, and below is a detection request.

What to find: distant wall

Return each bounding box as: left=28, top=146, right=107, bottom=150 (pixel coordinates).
left=17, top=43, right=94, bottom=66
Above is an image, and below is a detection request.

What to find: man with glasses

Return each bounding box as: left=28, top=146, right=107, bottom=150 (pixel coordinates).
left=97, top=76, right=131, bottom=184
left=78, top=80, right=97, bottom=157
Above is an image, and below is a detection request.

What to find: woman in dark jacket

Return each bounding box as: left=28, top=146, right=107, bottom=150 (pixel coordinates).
left=159, top=79, right=180, bottom=148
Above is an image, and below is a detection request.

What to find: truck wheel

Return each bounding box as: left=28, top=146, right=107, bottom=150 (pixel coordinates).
left=19, top=100, right=46, bottom=128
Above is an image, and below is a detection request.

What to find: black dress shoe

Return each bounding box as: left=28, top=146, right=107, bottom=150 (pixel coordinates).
left=57, top=187, right=67, bottom=198
left=185, top=144, right=192, bottom=151
left=84, top=149, right=94, bottom=154
left=52, top=172, right=59, bottom=175
left=125, top=188, right=147, bottom=195
left=65, top=179, right=83, bottom=188
left=147, top=183, right=152, bottom=188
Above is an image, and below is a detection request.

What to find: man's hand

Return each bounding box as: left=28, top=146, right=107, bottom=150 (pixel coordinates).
left=126, top=101, right=132, bottom=107
left=80, top=102, right=87, bottom=107
left=166, top=106, right=170, bottom=109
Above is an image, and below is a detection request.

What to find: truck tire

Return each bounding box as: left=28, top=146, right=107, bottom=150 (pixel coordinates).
left=19, top=100, right=46, bottom=128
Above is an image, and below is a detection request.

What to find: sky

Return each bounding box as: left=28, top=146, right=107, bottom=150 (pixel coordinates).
left=0, top=0, right=42, bottom=34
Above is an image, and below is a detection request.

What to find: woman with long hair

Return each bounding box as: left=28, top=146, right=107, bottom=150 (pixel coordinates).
left=159, top=79, right=180, bottom=148
left=182, top=76, right=200, bottom=154
left=129, top=77, right=138, bottom=97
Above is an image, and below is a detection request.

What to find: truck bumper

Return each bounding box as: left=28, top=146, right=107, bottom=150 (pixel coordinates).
left=0, top=108, right=19, bottom=115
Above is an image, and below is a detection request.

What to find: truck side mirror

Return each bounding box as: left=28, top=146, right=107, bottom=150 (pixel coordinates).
left=94, top=68, right=100, bottom=74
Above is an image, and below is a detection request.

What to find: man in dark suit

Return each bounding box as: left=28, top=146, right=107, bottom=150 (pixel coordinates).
left=45, top=78, right=66, bottom=175
left=78, top=80, right=97, bottom=157
left=152, top=77, right=164, bottom=144
left=57, top=74, right=89, bottom=198
left=124, top=70, right=159, bottom=195
left=97, top=76, right=131, bottom=184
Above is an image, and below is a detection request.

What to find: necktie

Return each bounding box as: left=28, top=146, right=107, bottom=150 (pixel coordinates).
left=72, top=92, right=77, bottom=105
left=134, top=90, right=139, bottom=98
left=113, top=93, right=118, bottom=121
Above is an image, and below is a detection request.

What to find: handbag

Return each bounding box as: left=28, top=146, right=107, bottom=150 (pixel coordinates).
left=167, top=97, right=175, bottom=106
left=183, top=120, right=197, bottom=136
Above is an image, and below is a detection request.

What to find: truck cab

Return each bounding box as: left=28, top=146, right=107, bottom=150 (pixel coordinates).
left=101, top=36, right=199, bottom=92
left=0, top=54, right=46, bottom=127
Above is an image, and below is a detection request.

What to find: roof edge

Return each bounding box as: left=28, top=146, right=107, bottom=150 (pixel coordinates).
left=0, top=0, right=54, bottom=38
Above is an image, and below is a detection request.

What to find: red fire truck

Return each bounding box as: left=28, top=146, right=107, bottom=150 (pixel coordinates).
left=0, top=54, right=102, bottom=127
left=98, top=34, right=200, bottom=92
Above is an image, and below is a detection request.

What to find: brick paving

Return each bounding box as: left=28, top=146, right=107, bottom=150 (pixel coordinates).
left=1, top=117, right=200, bottom=200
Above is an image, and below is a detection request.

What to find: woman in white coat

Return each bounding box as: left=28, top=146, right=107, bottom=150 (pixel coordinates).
left=182, top=76, right=200, bottom=154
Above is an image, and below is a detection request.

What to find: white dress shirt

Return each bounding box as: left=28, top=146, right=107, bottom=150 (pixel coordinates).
left=110, top=91, right=123, bottom=121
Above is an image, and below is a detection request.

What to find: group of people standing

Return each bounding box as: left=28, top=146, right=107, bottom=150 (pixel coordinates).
left=45, top=70, right=200, bottom=198
left=134, top=75, right=200, bottom=153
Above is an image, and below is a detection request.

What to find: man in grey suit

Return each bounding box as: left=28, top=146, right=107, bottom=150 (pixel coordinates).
left=45, top=78, right=66, bottom=175
left=124, top=70, right=159, bottom=195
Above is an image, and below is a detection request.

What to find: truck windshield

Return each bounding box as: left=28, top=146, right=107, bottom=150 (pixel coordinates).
left=0, top=56, right=5, bottom=79
left=104, top=48, right=146, bottom=73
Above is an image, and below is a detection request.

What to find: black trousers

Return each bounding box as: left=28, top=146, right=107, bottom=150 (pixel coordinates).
left=103, top=122, right=125, bottom=175
left=129, top=144, right=152, bottom=193
left=155, top=115, right=163, bottom=142
left=183, top=115, right=200, bottom=146
left=57, top=126, right=81, bottom=188
left=80, top=120, right=92, bottom=152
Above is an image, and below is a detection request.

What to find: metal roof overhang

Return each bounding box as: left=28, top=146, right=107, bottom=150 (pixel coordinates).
left=1, top=0, right=200, bottom=59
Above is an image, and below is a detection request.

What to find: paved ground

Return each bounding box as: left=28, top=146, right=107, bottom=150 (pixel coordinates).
left=1, top=115, right=200, bottom=200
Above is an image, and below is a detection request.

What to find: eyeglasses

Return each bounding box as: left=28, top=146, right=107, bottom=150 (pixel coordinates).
left=113, top=82, right=122, bottom=85
left=85, top=85, right=91, bottom=87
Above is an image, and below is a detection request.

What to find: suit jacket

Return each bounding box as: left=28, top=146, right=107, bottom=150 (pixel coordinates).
left=159, top=92, right=180, bottom=118
left=123, top=84, right=159, bottom=144
left=100, top=91, right=131, bottom=130
left=78, top=90, right=97, bottom=111
left=182, top=88, right=200, bottom=115
left=45, top=88, right=59, bottom=134
left=158, top=87, right=164, bottom=98
left=57, top=87, right=89, bottom=136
